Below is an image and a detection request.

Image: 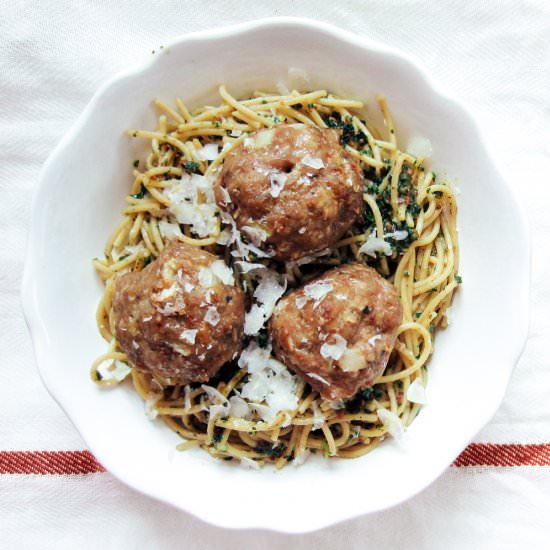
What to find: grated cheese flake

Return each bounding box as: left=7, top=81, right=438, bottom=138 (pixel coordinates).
left=269, top=171, right=288, bottom=198
left=97, top=359, right=131, bottom=382
left=180, top=329, right=197, bottom=344
left=406, top=378, right=427, bottom=405
left=210, top=259, right=235, bottom=286
left=320, top=334, right=347, bottom=360
left=406, top=135, right=433, bottom=159
left=377, top=409, right=405, bottom=440
left=204, top=306, right=220, bottom=326
left=302, top=155, right=325, bottom=170
left=358, top=230, right=393, bottom=258
left=196, top=143, right=219, bottom=161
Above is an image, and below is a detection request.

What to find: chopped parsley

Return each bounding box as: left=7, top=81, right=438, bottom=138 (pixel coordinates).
left=454, top=275, right=463, bottom=284
left=130, top=184, right=147, bottom=200
left=183, top=161, right=200, bottom=173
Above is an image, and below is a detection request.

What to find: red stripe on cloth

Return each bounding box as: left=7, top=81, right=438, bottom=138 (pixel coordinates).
left=452, top=443, right=550, bottom=467
left=1, top=444, right=549, bottom=475
left=0, top=450, right=105, bottom=475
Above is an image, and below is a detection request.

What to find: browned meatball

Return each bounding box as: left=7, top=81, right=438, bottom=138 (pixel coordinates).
left=113, top=241, right=245, bottom=385
left=215, top=124, right=363, bottom=261
left=269, top=264, right=403, bottom=400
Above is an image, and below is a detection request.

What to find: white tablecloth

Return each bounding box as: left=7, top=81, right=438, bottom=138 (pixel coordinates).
left=1, top=1, right=549, bottom=548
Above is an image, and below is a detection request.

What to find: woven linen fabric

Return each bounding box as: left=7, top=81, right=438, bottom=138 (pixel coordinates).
left=1, top=1, right=549, bottom=548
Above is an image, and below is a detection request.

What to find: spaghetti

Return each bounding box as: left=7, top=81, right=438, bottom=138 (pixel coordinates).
left=91, top=85, right=460, bottom=467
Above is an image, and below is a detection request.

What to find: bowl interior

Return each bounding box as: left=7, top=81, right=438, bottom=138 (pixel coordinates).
left=25, top=19, right=529, bottom=532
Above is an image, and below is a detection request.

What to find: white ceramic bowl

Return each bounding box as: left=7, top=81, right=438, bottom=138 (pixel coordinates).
left=22, top=18, right=530, bottom=532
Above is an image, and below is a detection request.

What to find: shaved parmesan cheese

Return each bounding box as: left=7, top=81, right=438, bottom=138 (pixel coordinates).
left=298, top=226, right=306, bottom=234
left=249, top=402, right=277, bottom=424
left=311, top=401, right=325, bottom=430
left=358, top=230, right=392, bottom=258
left=243, top=137, right=255, bottom=148
left=97, top=360, right=131, bottom=382
left=254, top=270, right=287, bottom=317
left=406, top=135, right=433, bottom=159
left=269, top=171, right=287, bottom=198
left=164, top=175, right=219, bottom=238
left=238, top=341, right=299, bottom=418
left=240, top=457, right=260, bottom=470
left=302, top=279, right=333, bottom=309
left=219, top=211, right=272, bottom=260
left=198, top=266, right=215, bottom=288
left=241, top=225, right=268, bottom=247
left=244, top=304, right=265, bottom=335
left=196, top=143, right=219, bottom=161
left=111, top=243, right=146, bottom=262
left=244, top=269, right=287, bottom=335
left=320, top=334, right=347, bottom=360
left=288, top=67, right=311, bottom=91
left=216, top=228, right=232, bottom=245
left=291, top=247, right=331, bottom=268
left=205, top=306, right=220, bottom=326
left=218, top=186, right=232, bottom=205
left=229, top=129, right=242, bottom=137
left=158, top=219, right=183, bottom=240
left=377, top=409, right=405, bottom=440
left=235, top=261, right=266, bottom=274
left=406, top=378, right=427, bottom=405
left=339, top=347, right=366, bottom=372
left=304, top=280, right=333, bottom=301
left=210, top=259, right=234, bottom=286
left=229, top=395, right=250, bottom=418
left=385, top=230, right=409, bottom=241
left=295, top=295, right=308, bottom=309
left=302, top=155, right=325, bottom=169
left=201, top=385, right=230, bottom=419
left=145, top=393, right=162, bottom=420
left=292, top=449, right=311, bottom=467
left=307, top=372, right=330, bottom=386
left=181, top=329, right=197, bottom=344
left=183, top=385, right=191, bottom=411
left=254, top=129, right=274, bottom=149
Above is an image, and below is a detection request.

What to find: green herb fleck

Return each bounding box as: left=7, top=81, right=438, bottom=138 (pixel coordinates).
left=133, top=160, right=139, bottom=168
left=454, top=275, right=463, bottom=284
left=183, top=161, right=200, bottom=173
left=130, top=184, right=147, bottom=200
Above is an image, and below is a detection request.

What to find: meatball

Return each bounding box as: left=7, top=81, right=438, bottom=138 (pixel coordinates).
left=215, top=124, right=363, bottom=261
left=269, top=264, right=403, bottom=400
left=112, top=240, right=246, bottom=385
